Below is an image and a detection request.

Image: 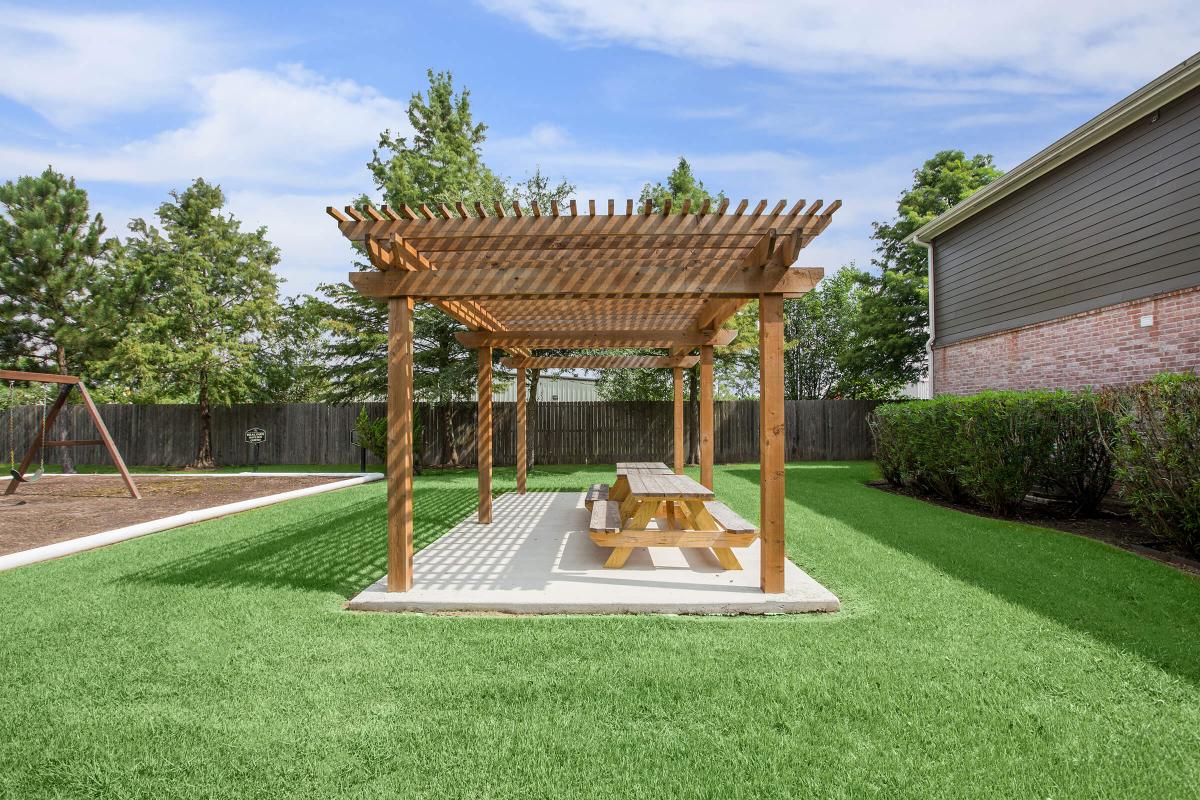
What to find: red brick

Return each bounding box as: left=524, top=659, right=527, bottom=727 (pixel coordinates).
left=934, top=286, right=1200, bottom=394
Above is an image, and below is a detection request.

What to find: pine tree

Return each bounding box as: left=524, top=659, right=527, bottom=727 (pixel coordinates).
left=0, top=167, right=114, bottom=471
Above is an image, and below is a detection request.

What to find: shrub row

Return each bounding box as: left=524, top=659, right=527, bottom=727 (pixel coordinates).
left=870, top=390, right=1114, bottom=517
left=1105, top=373, right=1200, bottom=554
left=870, top=373, right=1199, bottom=554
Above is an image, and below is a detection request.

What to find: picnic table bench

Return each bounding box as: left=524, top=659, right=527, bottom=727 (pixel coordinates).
left=588, top=468, right=758, bottom=570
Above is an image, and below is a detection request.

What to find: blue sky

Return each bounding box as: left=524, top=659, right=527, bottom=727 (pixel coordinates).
left=2, top=1, right=1198, bottom=295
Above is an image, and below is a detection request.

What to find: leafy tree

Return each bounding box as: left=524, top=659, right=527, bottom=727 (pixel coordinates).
left=598, top=158, right=729, bottom=461
left=0, top=167, right=116, bottom=471
left=847, top=150, right=1002, bottom=386
left=315, top=281, right=387, bottom=403
left=252, top=294, right=330, bottom=403
left=107, top=179, right=280, bottom=468
left=506, top=167, right=575, bottom=468
left=784, top=264, right=897, bottom=399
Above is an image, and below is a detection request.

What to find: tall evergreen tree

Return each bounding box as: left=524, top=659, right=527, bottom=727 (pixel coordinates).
left=0, top=167, right=114, bottom=471
left=107, top=179, right=280, bottom=467
left=368, top=70, right=508, bottom=209
left=599, top=158, right=730, bottom=461
left=846, top=150, right=1002, bottom=386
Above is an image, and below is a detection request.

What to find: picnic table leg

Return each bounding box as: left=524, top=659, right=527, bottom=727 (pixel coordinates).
left=712, top=548, right=743, bottom=570
left=681, top=500, right=742, bottom=570
left=604, top=547, right=634, bottom=568
left=610, top=474, right=629, bottom=502
left=603, top=499, right=657, bottom=569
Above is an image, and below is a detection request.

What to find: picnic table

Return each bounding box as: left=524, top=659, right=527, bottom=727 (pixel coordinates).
left=587, top=467, right=758, bottom=570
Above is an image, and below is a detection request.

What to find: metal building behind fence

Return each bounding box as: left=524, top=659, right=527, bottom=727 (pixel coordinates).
left=492, top=375, right=599, bottom=402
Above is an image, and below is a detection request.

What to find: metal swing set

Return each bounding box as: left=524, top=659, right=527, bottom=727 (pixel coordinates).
left=2, top=370, right=140, bottom=500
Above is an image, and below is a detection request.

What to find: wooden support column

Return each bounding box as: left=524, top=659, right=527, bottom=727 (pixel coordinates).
left=672, top=367, right=684, bottom=474
left=516, top=366, right=527, bottom=494
left=477, top=346, right=493, bottom=523
left=759, top=294, right=786, bottom=593
left=699, top=345, right=714, bottom=489
left=387, top=298, right=415, bottom=592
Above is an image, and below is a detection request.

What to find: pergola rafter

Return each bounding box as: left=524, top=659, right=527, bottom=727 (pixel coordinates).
left=330, top=195, right=841, bottom=595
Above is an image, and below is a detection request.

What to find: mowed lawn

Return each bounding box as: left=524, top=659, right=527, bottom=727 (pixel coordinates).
left=1, top=463, right=1197, bottom=799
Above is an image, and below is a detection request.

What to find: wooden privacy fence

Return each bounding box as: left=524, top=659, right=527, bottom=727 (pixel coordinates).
left=7, top=400, right=881, bottom=467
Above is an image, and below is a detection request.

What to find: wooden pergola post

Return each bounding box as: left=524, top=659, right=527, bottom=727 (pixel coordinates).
left=699, top=344, right=714, bottom=489
left=387, top=298, right=415, bottom=592
left=759, top=294, right=786, bottom=592
left=516, top=366, right=527, bottom=494
left=477, top=346, right=493, bottom=524
left=672, top=367, right=684, bottom=474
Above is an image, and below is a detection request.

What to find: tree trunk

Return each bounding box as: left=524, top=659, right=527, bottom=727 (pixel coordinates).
left=55, top=346, right=75, bottom=474
left=440, top=402, right=458, bottom=467
left=192, top=375, right=216, bottom=469
left=687, top=365, right=700, bottom=465
left=527, top=368, right=540, bottom=469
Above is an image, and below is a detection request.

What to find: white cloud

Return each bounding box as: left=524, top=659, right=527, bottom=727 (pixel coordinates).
left=487, top=122, right=912, bottom=271
left=480, top=0, right=1200, bottom=93
left=225, top=190, right=358, bottom=294
left=0, top=62, right=409, bottom=295
left=0, top=65, right=408, bottom=191
left=0, top=8, right=225, bottom=126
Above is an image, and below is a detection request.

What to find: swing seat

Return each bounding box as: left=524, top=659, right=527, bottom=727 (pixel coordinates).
left=10, top=467, right=43, bottom=484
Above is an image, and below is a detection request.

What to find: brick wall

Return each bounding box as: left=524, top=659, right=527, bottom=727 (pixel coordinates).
left=933, top=286, right=1200, bottom=395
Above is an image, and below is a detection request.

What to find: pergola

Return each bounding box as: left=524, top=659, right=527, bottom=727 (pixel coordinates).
left=328, top=196, right=840, bottom=594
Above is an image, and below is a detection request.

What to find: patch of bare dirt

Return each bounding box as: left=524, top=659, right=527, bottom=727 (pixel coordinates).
left=867, top=480, right=1200, bottom=578
left=0, top=475, right=343, bottom=556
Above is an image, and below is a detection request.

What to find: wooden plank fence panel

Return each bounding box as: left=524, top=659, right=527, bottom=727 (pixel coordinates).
left=4, top=399, right=883, bottom=467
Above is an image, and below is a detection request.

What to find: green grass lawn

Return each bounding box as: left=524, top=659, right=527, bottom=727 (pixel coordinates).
left=1, top=462, right=1197, bottom=799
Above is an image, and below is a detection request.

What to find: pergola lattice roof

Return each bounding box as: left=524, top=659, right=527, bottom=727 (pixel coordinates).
left=326, top=193, right=843, bottom=596
left=328, top=196, right=839, bottom=363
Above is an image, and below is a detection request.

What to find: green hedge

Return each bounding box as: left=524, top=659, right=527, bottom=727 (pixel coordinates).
left=870, top=389, right=1114, bottom=517
left=1104, top=373, right=1200, bottom=553
left=872, top=374, right=1199, bottom=555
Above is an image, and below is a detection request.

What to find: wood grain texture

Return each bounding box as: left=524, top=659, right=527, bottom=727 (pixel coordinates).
left=477, top=346, right=493, bottom=524
left=700, top=345, right=714, bottom=490
left=515, top=367, right=526, bottom=494
left=672, top=368, right=684, bottom=474
left=387, top=297, right=415, bottom=592
left=759, top=294, right=786, bottom=593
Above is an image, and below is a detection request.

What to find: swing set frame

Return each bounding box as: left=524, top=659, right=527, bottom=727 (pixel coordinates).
left=2, top=370, right=140, bottom=500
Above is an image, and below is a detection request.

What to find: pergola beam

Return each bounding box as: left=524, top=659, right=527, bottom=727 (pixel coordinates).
left=499, top=355, right=700, bottom=370
left=348, top=266, right=822, bottom=300
left=336, top=200, right=838, bottom=241
left=456, top=329, right=736, bottom=349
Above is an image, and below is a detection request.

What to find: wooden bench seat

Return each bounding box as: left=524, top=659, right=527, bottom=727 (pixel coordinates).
left=703, top=501, right=756, bottom=533
left=589, top=500, right=622, bottom=533
left=584, top=483, right=610, bottom=511
left=587, top=497, right=759, bottom=569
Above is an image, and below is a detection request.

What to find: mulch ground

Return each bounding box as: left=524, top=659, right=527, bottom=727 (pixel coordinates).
left=0, top=474, right=344, bottom=556
left=867, top=480, right=1200, bottom=578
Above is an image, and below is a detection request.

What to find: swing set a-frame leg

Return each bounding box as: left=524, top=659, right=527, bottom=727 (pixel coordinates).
left=76, top=382, right=139, bottom=500
left=3, top=381, right=140, bottom=500
left=4, top=384, right=69, bottom=497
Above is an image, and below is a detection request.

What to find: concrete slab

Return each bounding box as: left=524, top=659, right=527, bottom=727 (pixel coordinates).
left=347, top=491, right=840, bottom=615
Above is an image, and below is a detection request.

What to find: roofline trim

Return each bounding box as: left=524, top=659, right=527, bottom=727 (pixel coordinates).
left=909, top=50, right=1200, bottom=245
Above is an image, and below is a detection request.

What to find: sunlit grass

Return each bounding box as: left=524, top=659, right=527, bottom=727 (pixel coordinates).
left=1, top=462, right=1197, bottom=799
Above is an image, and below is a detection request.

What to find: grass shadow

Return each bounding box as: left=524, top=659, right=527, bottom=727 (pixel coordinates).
left=124, top=485, right=477, bottom=598
left=726, top=464, right=1200, bottom=685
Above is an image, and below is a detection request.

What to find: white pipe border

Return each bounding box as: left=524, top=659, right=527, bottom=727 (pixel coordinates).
left=0, top=472, right=384, bottom=572
left=43, top=471, right=376, bottom=478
